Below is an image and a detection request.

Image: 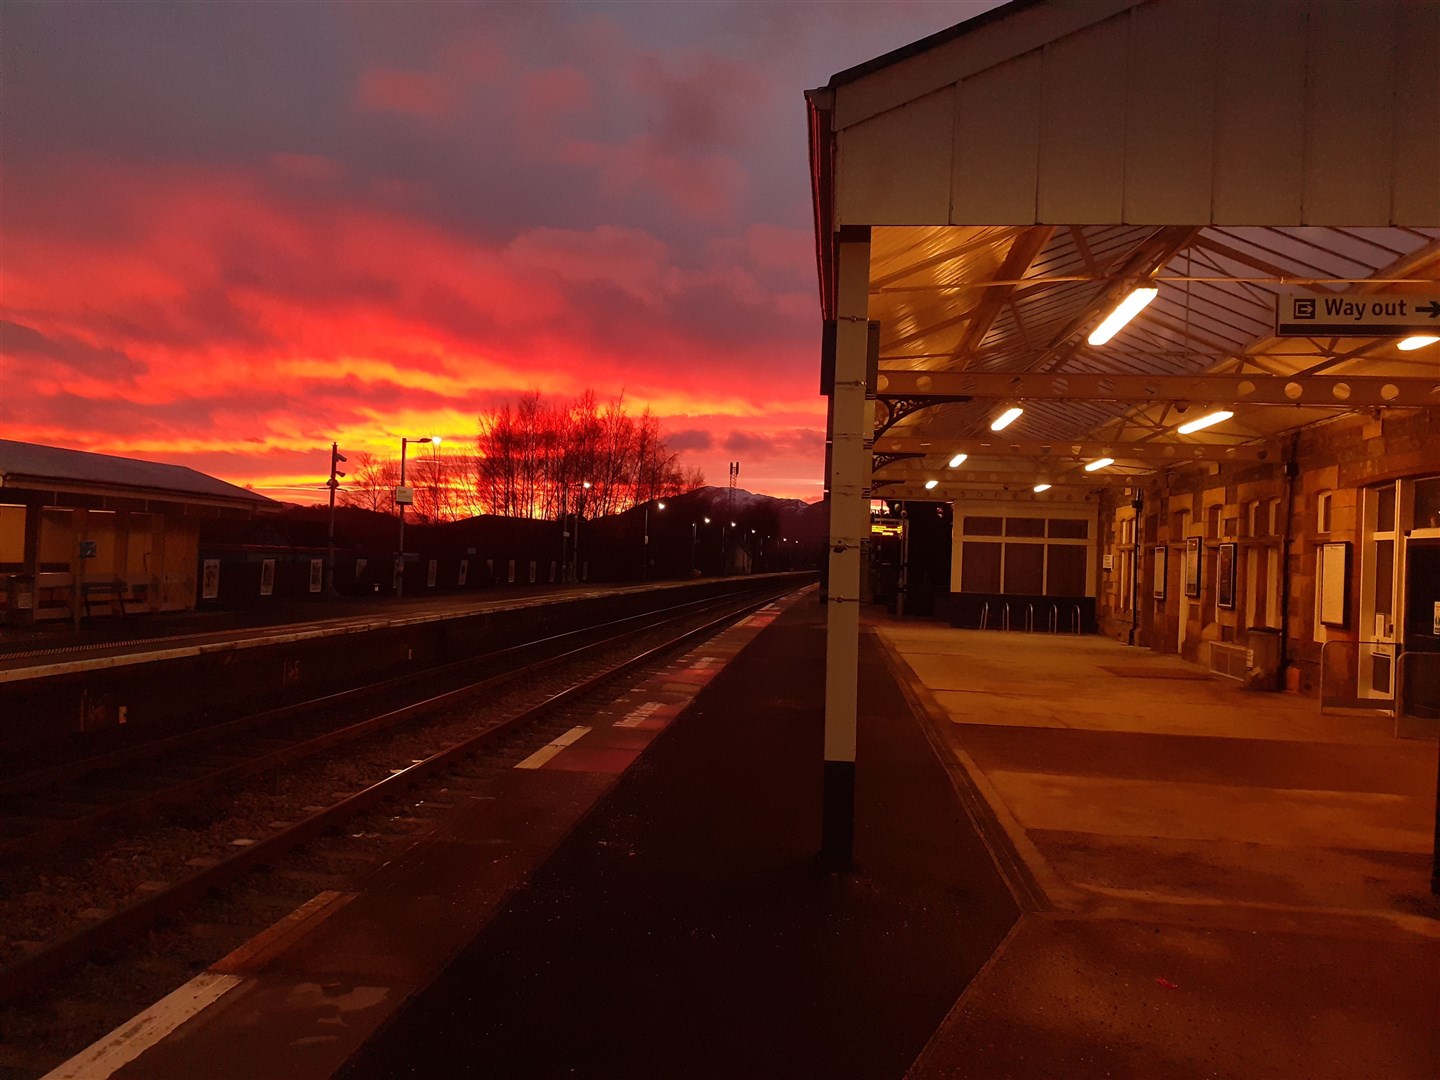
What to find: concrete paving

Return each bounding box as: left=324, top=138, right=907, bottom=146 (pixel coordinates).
left=877, top=621, right=1440, bottom=1079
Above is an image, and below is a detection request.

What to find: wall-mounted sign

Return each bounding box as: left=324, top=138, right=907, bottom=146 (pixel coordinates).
left=260, top=558, right=275, bottom=596
left=1153, top=545, right=1167, bottom=600
left=1216, top=543, right=1237, bottom=610
left=309, top=558, right=323, bottom=593
left=1276, top=293, right=1440, bottom=336
left=1183, top=538, right=1202, bottom=598
left=79, top=540, right=97, bottom=558
left=202, top=558, right=220, bottom=600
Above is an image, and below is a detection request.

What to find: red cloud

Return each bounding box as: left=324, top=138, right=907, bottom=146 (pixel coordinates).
left=355, top=68, right=455, bottom=117
left=1, top=155, right=824, bottom=501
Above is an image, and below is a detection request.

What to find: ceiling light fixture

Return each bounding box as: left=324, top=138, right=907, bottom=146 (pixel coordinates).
left=1087, top=286, right=1159, bottom=346
left=1033, top=483, right=1052, bottom=493
left=990, top=406, right=1023, bottom=432
left=1176, top=409, right=1234, bottom=434
left=924, top=479, right=939, bottom=490
left=947, top=453, right=968, bottom=468
left=1398, top=335, right=1439, bottom=351
left=1084, top=457, right=1114, bottom=472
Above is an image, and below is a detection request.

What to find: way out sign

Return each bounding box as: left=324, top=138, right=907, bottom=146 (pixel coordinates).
left=1276, top=293, right=1440, bottom=336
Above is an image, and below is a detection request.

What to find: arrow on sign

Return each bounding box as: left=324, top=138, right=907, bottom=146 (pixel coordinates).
left=1417, top=300, right=1440, bottom=319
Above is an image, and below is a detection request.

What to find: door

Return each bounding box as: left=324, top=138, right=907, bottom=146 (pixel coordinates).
left=1401, top=538, right=1440, bottom=724
left=1358, top=483, right=1398, bottom=702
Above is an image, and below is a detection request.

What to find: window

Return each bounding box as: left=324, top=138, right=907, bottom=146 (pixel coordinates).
left=1317, top=491, right=1333, bottom=534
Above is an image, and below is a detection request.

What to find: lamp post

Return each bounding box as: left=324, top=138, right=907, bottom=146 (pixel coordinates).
left=396, top=435, right=440, bottom=599
left=642, top=500, right=665, bottom=580
left=326, top=442, right=346, bottom=595
left=691, top=516, right=710, bottom=577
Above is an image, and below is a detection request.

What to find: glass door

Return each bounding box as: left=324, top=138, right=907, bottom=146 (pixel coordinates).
left=1358, top=483, right=1398, bottom=700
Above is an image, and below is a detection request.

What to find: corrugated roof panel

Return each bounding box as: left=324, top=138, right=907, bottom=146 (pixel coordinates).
left=0, top=440, right=276, bottom=506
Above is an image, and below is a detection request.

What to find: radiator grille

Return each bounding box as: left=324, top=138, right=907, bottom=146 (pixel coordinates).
left=1208, top=642, right=1250, bottom=682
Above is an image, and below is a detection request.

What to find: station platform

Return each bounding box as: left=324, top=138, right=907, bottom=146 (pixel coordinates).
left=0, top=580, right=672, bottom=673
left=44, top=593, right=1440, bottom=1079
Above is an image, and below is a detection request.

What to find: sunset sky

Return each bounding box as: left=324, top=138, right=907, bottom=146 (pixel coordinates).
left=2, top=1, right=999, bottom=503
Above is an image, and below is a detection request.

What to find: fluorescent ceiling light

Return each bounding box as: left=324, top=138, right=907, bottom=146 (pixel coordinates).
left=989, top=406, right=1023, bottom=431
left=1087, top=286, right=1158, bottom=346
left=924, top=479, right=939, bottom=490
left=1033, top=483, right=1052, bottom=493
left=948, top=453, right=968, bottom=468
left=1084, top=457, right=1114, bottom=472
left=1398, top=335, right=1439, bottom=351
left=1176, top=410, right=1234, bottom=435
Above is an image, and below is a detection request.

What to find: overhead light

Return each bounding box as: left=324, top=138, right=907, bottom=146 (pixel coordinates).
left=947, top=453, right=968, bottom=468
left=1033, top=483, right=1052, bottom=493
left=1084, top=457, right=1114, bottom=472
left=1398, top=335, right=1438, bottom=351
left=1087, top=286, right=1158, bottom=346
left=924, top=479, right=939, bottom=490
left=1176, top=409, right=1234, bottom=434
left=990, top=406, right=1023, bottom=431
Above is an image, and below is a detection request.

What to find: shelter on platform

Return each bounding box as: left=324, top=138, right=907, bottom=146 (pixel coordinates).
left=0, top=440, right=277, bottom=624
left=806, top=0, right=1440, bottom=863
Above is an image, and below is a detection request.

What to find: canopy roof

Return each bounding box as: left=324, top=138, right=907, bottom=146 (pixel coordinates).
left=807, top=0, right=1440, bottom=500
left=0, top=439, right=278, bottom=510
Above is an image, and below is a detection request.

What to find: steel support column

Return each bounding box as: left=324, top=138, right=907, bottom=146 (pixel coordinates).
left=821, top=228, right=870, bottom=871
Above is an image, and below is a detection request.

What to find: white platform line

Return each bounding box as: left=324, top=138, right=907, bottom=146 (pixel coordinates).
left=514, top=726, right=591, bottom=769
left=42, top=972, right=242, bottom=1080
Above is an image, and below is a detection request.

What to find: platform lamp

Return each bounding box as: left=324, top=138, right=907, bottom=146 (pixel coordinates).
left=642, top=500, right=666, bottom=580
left=396, top=435, right=440, bottom=600
left=326, top=442, right=347, bottom=595
left=691, top=516, right=710, bottom=576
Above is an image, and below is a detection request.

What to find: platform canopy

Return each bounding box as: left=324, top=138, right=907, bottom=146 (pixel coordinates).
left=0, top=439, right=277, bottom=512
left=807, top=0, right=1440, bottom=504
left=803, top=0, right=1440, bottom=866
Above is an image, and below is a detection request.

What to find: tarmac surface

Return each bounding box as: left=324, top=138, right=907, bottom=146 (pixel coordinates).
left=343, top=597, right=1019, bottom=1079
left=36, top=589, right=1440, bottom=1078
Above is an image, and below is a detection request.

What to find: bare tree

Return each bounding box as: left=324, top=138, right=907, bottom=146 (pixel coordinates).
left=470, top=389, right=694, bottom=519
left=340, top=452, right=398, bottom=514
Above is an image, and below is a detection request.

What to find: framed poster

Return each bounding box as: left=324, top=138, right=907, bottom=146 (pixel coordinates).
left=260, top=558, right=275, bottom=596
left=1319, top=542, right=1350, bottom=627
left=1216, top=542, right=1237, bottom=609
left=202, top=558, right=220, bottom=600
left=309, top=558, right=323, bottom=593
left=1183, top=537, right=1202, bottom=598
left=1152, top=545, right=1167, bottom=599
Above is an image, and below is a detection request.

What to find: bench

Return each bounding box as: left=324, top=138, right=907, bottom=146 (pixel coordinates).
left=81, top=581, right=150, bottom=618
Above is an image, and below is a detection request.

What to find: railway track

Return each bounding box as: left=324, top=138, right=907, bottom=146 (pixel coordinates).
left=0, top=584, right=792, bottom=1050
left=0, top=587, right=767, bottom=861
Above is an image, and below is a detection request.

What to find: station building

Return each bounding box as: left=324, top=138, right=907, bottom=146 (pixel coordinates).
left=808, top=0, right=1440, bottom=852
left=0, top=439, right=277, bottom=624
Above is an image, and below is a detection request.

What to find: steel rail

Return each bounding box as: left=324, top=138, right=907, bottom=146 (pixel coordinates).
left=0, top=587, right=778, bottom=862
left=0, top=586, right=765, bottom=799
left=0, top=585, right=794, bottom=1005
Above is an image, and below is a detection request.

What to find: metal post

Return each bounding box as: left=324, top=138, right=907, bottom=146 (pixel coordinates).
left=642, top=503, right=649, bottom=581
left=326, top=441, right=345, bottom=596
left=821, top=227, right=870, bottom=871
left=396, top=440, right=408, bottom=600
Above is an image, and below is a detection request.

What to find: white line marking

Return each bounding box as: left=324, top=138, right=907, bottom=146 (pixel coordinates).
left=42, top=972, right=242, bottom=1080
left=615, top=702, right=663, bottom=729
left=514, top=726, right=591, bottom=769
left=514, top=745, right=565, bottom=770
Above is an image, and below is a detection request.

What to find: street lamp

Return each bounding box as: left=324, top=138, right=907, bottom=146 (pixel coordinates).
left=396, top=435, right=440, bottom=599
left=642, top=500, right=665, bottom=580
left=691, top=516, right=711, bottom=577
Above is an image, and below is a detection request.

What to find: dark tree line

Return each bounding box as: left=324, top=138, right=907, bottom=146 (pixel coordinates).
left=340, top=391, right=702, bottom=523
